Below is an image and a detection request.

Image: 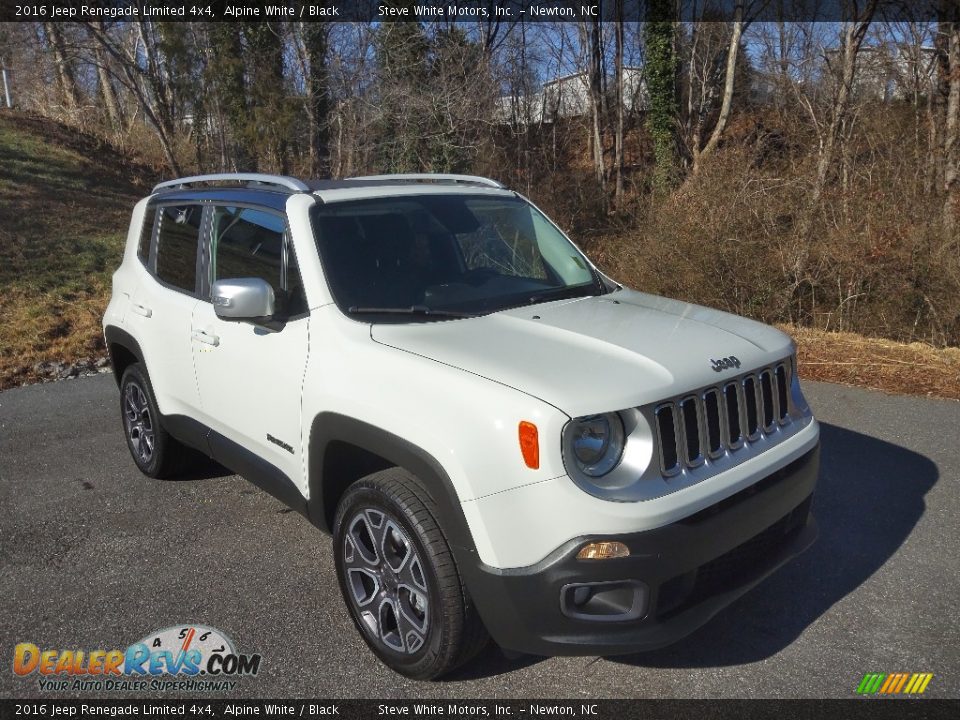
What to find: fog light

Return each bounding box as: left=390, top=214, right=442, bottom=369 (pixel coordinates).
left=576, top=541, right=630, bottom=560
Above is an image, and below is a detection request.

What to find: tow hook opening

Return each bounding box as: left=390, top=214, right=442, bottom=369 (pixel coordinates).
left=560, top=580, right=648, bottom=622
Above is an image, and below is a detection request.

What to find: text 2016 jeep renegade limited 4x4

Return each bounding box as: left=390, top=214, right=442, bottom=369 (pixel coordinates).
left=103, top=173, right=819, bottom=679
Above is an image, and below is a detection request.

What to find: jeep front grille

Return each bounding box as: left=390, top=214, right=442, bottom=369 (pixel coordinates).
left=654, top=362, right=793, bottom=477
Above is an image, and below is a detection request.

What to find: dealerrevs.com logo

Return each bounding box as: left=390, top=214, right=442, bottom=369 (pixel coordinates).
left=13, top=625, right=261, bottom=692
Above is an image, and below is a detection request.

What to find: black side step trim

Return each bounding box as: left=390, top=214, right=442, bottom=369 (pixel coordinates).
left=162, top=413, right=308, bottom=517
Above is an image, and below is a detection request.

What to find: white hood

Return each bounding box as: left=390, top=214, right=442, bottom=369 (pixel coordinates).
left=371, top=289, right=795, bottom=418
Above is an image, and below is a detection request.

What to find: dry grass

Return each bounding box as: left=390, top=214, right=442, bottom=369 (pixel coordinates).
left=783, top=324, right=960, bottom=401
left=0, top=111, right=155, bottom=391
left=0, top=283, right=112, bottom=389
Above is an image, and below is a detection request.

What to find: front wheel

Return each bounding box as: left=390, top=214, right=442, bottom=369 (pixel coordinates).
left=333, top=468, right=488, bottom=679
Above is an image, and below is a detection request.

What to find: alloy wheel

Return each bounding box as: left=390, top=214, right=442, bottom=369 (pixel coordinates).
left=343, top=508, right=430, bottom=654
left=123, top=381, right=155, bottom=465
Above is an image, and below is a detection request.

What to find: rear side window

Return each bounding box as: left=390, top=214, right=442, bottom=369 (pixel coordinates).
left=137, top=206, right=156, bottom=264
left=211, top=206, right=307, bottom=317
left=155, top=205, right=202, bottom=293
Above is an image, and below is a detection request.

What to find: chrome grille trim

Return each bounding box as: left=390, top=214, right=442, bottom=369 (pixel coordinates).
left=759, top=369, right=776, bottom=432
left=652, top=360, right=797, bottom=479
left=775, top=363, right=790, bottom=424
left=679, top=395, right=706, bottom=469
left=701, top=388, right=725, bottom=459
left=654, top=403, right=682, bottom=477
left=742, top=374, right=761, bottom=441
left=723, top=381, right=745, bottom=450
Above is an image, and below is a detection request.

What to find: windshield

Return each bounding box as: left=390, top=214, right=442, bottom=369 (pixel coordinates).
left=310, top=194, right=603, bottom=320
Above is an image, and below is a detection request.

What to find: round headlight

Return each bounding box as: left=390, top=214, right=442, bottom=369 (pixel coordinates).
left=569, top=413, right=625, bottom=477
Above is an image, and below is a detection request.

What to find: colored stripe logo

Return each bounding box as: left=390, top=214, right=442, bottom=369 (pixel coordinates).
left=856, top=673, right=934, bottom=695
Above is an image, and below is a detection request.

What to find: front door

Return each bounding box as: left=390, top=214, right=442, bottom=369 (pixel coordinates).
left=191, top=204, right=310, bottom=495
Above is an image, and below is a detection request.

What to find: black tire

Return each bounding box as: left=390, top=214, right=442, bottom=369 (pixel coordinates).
left=333, top=468, right=489, bottom=679
left=119, top=363, right=194, bottom=479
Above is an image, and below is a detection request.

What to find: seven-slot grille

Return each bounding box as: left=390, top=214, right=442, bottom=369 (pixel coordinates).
left=654, top=362, right=792, bottom=477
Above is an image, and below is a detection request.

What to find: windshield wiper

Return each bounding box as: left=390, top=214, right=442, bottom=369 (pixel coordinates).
left=347, top=305, right=478, bottom=318
left=527, top=284, right=601, bottom=305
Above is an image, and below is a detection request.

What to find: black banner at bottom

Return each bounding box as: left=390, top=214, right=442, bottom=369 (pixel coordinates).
left=1, top=699, right=959, bottom=720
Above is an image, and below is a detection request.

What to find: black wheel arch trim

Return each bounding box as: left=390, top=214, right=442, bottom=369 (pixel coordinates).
left=104, top=325, right=145, bottom=387
left=306, top=412, right=480, bottom=566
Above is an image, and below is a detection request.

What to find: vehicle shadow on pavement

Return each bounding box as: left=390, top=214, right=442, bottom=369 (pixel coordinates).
left=171, top=454, right=234, bottom=482
left=609, top=421, right=938, bottom=669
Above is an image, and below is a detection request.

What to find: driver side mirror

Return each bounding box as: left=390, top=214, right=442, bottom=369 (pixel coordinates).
left=212, top=278, right=275, bottom=321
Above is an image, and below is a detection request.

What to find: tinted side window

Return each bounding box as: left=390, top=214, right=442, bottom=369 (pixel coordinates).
left=137, top=206, right=156, bottom=265
left=155, top=205, right=202, bottom=293
left=212, top=206, right=307, bottom=317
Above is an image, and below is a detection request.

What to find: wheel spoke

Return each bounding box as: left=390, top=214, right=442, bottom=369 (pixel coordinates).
left=399, top=554, right=428, bottom=592
left=397, top=583, right=428, bottom=633
left=347, top=567, right=380, bottom=607
left=347, top=512, right=381, bottom=565
left=394, top=592, right=426, bottom=653
left=377, top=598, right=405, bottom=652
left=381, top=520, right=412, bottom=574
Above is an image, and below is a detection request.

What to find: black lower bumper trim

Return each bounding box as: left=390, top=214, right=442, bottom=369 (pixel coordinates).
left=462, top=444, right=820, bottom=656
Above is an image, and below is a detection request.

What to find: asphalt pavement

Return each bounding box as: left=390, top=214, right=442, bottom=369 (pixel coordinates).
left=1, top=374, right=957, bottom=698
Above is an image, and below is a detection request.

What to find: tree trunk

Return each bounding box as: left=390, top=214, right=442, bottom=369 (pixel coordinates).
left=644, top=1, right=679, bottom=191
left=944, top=23, right=960, bottom=240
left=92, top=28, right=122, bottom=131
left=44, top=23, right=80, bottom=109
left=583, top=18, right=606, bottom=190
left=696, top=2, right=744, bottom=171
left=301, top=22, right=331, bottom=177
left=209, top=24, right=254, bottom=171
left=927, top=27, right=949, bottom=194
left=614, top=2, right=625, bottom=203
left=800, top=1, right=878, bottom=239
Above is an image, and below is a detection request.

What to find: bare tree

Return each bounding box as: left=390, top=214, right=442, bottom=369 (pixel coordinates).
left=580, top=16, right=606, bottom=190
left=614, top=0, right=625, bottom=202
left=42, top=23, right=81, bottom=110
left=941, top=14, right=960, bottom=240
left=799, top=0, right=880, bottom=238
left=695, top=0, right=745, bottom=172
left=292, top=22, right=332, bottom=177
left=83, top=21, right=182, bottom=173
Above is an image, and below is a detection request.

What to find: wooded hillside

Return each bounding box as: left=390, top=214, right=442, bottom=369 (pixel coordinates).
left=1, top=9, right=959, bottom=347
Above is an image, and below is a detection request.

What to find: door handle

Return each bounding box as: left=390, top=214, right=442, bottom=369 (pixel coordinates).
left=191, top=329, right=220, bottom=347
left=131, top=303, right=152, bottom=318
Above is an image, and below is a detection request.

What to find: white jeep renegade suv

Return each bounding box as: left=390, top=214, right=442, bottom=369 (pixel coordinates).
left=103, top=172, right=820, bottom=679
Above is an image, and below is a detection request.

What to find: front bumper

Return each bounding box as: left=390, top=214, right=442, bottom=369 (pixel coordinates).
left=462, top=444, right=819, bottom=656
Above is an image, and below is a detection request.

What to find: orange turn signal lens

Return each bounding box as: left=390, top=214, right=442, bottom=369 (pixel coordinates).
left=518, top=421, right=539, bottom=469
left=576, top=541, right=630, bottom=560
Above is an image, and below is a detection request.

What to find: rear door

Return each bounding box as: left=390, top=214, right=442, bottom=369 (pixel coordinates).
left=127, top=203, right=204, bottom=416
left=190, top=204, right=309, bottom=495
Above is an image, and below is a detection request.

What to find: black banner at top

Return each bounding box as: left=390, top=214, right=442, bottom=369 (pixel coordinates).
left=2, top=0, right=959, bottom=24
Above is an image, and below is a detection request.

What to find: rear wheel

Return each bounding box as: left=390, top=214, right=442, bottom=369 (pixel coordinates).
left=333, top=468, right=488, bottom=679
left=119, top=363, right=193, bottom=479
